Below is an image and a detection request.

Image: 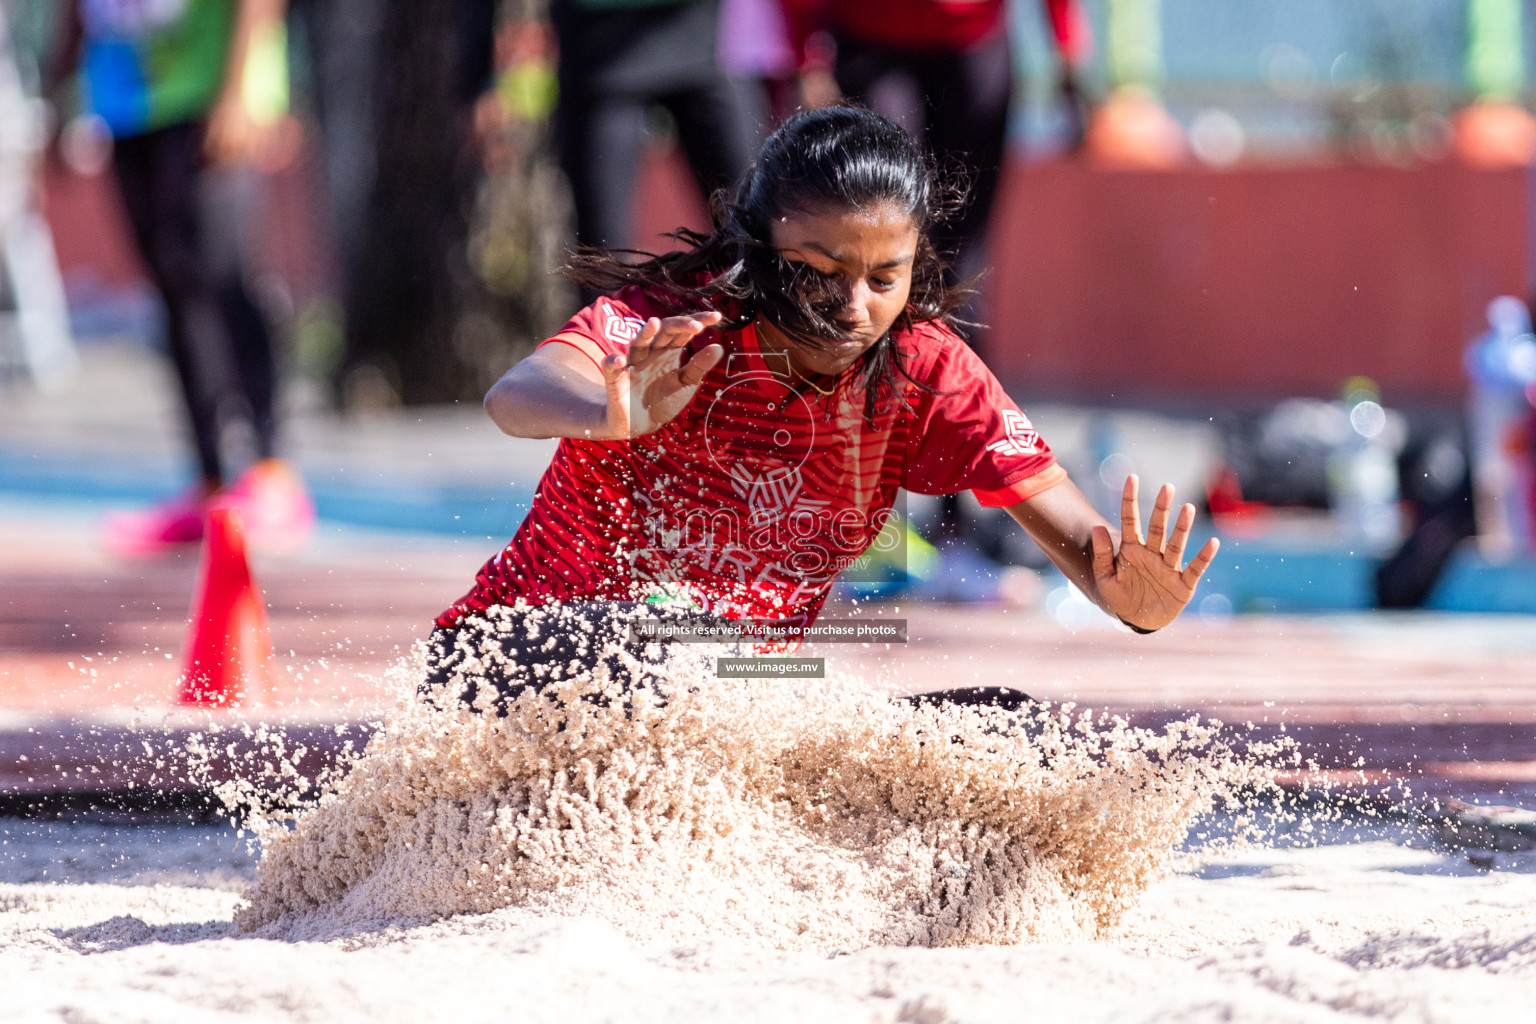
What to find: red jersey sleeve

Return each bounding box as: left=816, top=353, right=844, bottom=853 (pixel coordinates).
left=901, top=324, right=1068, bottom=507
left=536, top=289, right=658, bottom=370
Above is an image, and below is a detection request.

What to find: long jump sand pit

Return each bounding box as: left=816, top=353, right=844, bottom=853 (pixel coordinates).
left=5, top=630, right=1536, bottom=1022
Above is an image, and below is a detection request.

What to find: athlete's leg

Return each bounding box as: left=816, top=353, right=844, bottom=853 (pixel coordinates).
left=901, top=685, right=1044, bottom=753
left=420, top=602, right=710, bottom=712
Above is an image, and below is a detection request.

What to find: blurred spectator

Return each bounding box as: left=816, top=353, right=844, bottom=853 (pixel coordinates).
left=1376, top=427, right=1475, bottom=610
left=46, top=0, right=315, bottom=555
left=0, top=3, right=76, bottom=391
left=315, top=0, right=501, bottom=406
left=287, top=0, right=382, bottom=338
left=551, top=0, right=759, bottom=267
left=782, top=0, right=1091, bottom=340
left=1464, top=295, right=1536, bottom=557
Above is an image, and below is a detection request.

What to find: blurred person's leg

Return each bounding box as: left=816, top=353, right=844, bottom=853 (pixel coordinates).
left=557, top=91, right=650, bottom=252
left=918, top=41, right=1010, bottom=548
left=196, top=161, right=315, bottom=547
left=833, top=37, right=923, bottom=135
left=289, top=0, right=382, bottom=307
left=111, top=124, right=227, bottom=491
left=663, top=76, right=761, bottom=205
left=554, top=0, right=745, bottom=256
left=916, top=33, right=1012, bottom=312
left=197, top=163, right=278, bottom=463
left=836, top=34, right=1011, bottom=332
left=838, top=36, right=1011, bottom=551
left=108, top=123, right=312, bottom=553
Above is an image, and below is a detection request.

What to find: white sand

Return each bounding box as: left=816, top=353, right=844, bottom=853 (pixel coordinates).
left=4, top=830, right=1535, bottom=1023
left=230, top=620, right=1279, bottom=950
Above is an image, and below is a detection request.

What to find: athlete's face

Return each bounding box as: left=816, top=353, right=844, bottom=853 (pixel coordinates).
left=761, top=202, right=920, bottom=378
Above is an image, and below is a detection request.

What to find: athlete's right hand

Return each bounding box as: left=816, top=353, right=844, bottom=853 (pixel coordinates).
left=597, top=312, right=724, bottom=438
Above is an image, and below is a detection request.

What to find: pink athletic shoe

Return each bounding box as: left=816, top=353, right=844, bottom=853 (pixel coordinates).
left=102, top=489, right=210, bottom=557
left=219, top=458, right=317, bottom=550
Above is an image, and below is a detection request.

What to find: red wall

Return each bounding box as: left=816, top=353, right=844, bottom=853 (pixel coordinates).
left=43, top=165, right=144, bottom=288
left=983, top=160, right=1530, bottom=405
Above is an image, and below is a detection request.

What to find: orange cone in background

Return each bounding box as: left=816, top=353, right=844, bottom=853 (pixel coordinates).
left=178, top=502, right=273, bottom=707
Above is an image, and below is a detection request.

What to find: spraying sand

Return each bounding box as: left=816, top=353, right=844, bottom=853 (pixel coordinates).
left=228, top=608, right=1281, bottom=950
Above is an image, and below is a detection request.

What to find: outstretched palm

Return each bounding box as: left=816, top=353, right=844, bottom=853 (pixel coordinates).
left=1091, top=475, right=1220, bottom=632
left=601, top=312, right=724, bottom=438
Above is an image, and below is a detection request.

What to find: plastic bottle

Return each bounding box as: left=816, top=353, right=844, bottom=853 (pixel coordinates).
left=1327, top=380, right=1402, bottom=553
left=1464, top=296, right=1536, bottom=557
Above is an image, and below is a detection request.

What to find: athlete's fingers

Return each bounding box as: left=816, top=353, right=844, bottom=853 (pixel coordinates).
left=600, top=351, right=627, bottom=384
left=1090, top=523, right=1116, bottom=582
left=1181, top=537, right=1220, bottom=590
left=655, top=311, right=720, bottom=350
left=1164, top=503, right=1196, bottom=568
left=1120, top=474, right=1143, bottom=546
left=625, top=318, right=665, bottom=369
left=678, top=343, right=723, bottom=388
left=653, top=316, right=701, bottom=347
left=1145, top=483, right=1175, bottom=553
left=600, top=353, right=630, bottom=435
left=629, top=317, right=662, bottom=355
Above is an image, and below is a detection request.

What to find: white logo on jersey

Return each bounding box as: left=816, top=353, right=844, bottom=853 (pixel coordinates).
left=985, top=409, right=1041, bottom=457
left=602, top=304, right=647, bottom=345
left=730, top=464, right=803, bottom=525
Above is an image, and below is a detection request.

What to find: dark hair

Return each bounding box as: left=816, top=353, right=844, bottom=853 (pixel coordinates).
left=563, top=105, right=971, bottom=417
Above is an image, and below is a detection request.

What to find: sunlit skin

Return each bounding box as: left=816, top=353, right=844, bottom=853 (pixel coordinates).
left=482, top=206, right=1219, bottom=630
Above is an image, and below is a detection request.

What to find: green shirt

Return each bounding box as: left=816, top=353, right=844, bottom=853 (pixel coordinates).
left=81, top=0, right=232, bottom=138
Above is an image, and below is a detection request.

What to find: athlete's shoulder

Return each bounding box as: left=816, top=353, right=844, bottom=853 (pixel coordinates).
left=891, top=317, right=989, bottom=386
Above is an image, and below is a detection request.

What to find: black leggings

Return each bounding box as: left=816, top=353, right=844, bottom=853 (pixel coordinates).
left=421, top=602, right=1034, bottom=715
left=421, top=602, right=693, bottom=709
left=112, top=122, right=276, bottom=485
left=551, top=0, right=760, bottom=256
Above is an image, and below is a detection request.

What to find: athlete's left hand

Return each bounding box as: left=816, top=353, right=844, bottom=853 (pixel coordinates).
left=1090, top=475, right=1219, bottom=632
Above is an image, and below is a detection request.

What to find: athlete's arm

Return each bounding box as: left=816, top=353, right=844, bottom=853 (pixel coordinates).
left=1005, top=473, right=1219, bottom=632
left=484, top=341, right=611, bottom=439
left=484, top=312, right=724, bottom=440
left=205, top=0, right=288, bottom=164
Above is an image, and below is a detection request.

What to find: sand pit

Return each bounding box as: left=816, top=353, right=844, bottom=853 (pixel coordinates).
left=6, top=613, right=1536, bottom=1021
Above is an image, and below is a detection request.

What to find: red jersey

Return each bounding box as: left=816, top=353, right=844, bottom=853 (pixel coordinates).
left=437, top=287, right=1067, bottom=629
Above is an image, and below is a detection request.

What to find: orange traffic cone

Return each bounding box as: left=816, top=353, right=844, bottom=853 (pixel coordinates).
left=177, top=502, right=273, bottom=707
